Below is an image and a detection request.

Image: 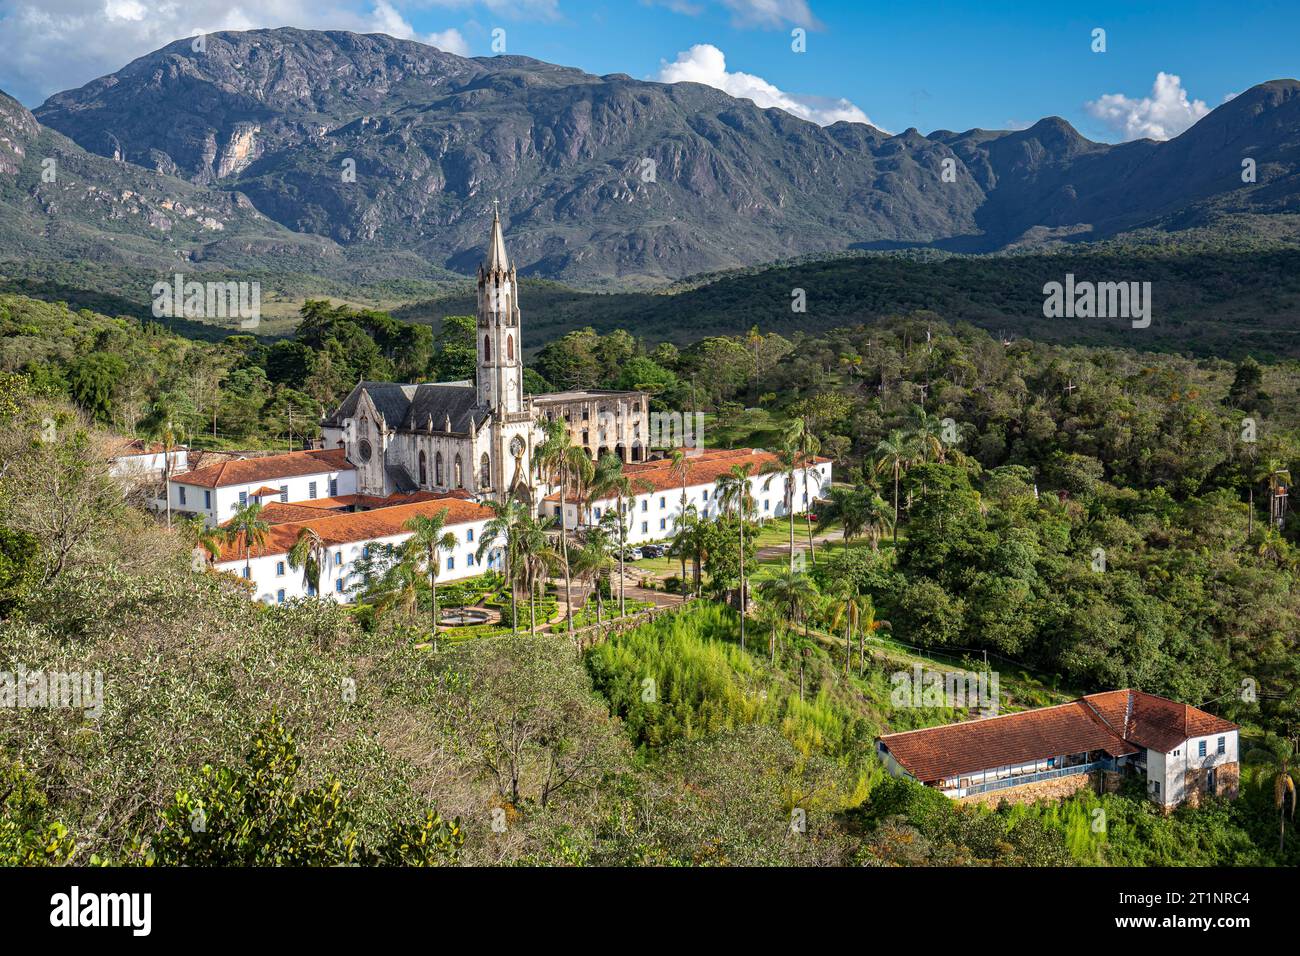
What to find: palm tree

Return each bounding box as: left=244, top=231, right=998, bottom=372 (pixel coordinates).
left=1246, top=735, right=1299, bottom=852
left=670, top=504, right=705, bottom=595
left=404, top=509, right=458, bottom=650
left=668, top=447, right=691, bottom=515
left=513, top=512, right=560, bottom=634
left=180, top=514, right=223, bottom=568
left=907, top=404, right=946, bottom=463
left=826, top=582, right=865, bottom=674
left=287, top=526, right=328, bottom=597
left=757, top=568, right=818, bottom=665
left=571, top=527, right=613, bottom=625
left=788, top=418, right=823, bottom=566
left=815, top=486, right=867, bottom=545
left=760, top=441, right=801, bottom=570
left=225, top=501, right=269, bottom=583
left=856, top=595, right=890, bottom=674
left=715, top=463, right=755, bottom=650
left=590, top=452, right=634, bottom=617
left=476, top=497, right=528, bottom=633
left=874, top=429, right=914, bottom=544
left=535, top=417, right=592, bottom=633
left=372, top=548, right=425, bottom=626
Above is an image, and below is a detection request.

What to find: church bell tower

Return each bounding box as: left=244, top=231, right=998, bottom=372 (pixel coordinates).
left=476, top=206, right=524, bottom=414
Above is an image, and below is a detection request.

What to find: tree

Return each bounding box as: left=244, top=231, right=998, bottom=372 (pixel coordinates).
left=757, top=569, right=819, bottom=665
left=535, top=417, right=592, bottom=633
left=149, top=716, right=461, bottom=866
left=670, top=504, right=705, bottom=595
left=788, top=418, right=823, bottom=565
left=179, top=515, right=223, bottom=567
left=760, top=441, right=801, bottom=570
left=475, top=497, right=529, bottom=633
left=513, top=512, right=560, bottom=635
left=404, top=509, right=458, bottom=650
left=874, top=429, right=915, bottom=543
left=287, top=526, right=328, bottom=597
left=1246, top=735, right=1300, bottom=852
left=715, top=463, right=756, bottom=649
left=571, top=527, right=613, bottom=624
left=590, top=452, right=635, bottom=617
left=225, top=502, right=270, bottom=582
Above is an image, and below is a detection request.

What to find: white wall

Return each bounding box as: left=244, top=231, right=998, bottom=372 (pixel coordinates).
left=172, top=468, right=358, bottom=526
left=551, top=461, right=832, bottom=547
left=1149, top=730, right=1239, bottom=807
left=214, top=517, right=500, bottom=604
left=109, top=450, right=188, bottom=480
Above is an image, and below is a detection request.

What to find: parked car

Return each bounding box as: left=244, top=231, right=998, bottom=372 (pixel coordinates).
left=640, top=544, right=666, bottom=558
left=620, top=547, right=643, bottom=561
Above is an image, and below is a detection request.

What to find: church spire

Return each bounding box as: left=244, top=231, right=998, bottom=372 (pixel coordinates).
left=485, top=201, right=509, bottom=273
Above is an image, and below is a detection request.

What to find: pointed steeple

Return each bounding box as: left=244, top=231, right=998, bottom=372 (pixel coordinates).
left=485, top=201, right=509, bottom=273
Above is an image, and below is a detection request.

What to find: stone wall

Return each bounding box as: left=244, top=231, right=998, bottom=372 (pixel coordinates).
left=956, top=772, right=1094, bottom=808
left=1182, top=761, right=1241, bottom=808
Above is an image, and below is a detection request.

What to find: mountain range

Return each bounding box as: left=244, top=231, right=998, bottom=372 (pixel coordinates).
left=4, top=28, right=1300, bottom=289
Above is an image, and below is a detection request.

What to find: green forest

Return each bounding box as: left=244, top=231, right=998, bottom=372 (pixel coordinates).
left=2, top=285, right=1299, bottom=866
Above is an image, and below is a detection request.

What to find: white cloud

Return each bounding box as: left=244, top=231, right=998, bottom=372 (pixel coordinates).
left=0, top=0, right=472, bottom=104
left=719, top=0, right=819, bottom=30
left=655, top=43, right=877, bottom=128
left=1084, top=72, right=1211, bottom=142
left=648, top=0, right=819, bottom=29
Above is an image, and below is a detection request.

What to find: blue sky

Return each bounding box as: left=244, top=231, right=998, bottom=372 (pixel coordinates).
left=1, top=0, right=1295, bottom=142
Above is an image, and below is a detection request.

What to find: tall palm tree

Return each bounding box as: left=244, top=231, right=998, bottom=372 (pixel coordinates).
left=716, top=463, right=756, bottom=650
left=571, top=527, right=613, bottom=624
left=590, top=452, right=634, bottom=617
left=668, top=447, right=691, bottom=516
left=815, top=486, right=867, bottom=545
left=826, top=582, right=865, bottom=674
left=1246, top=735, right=1300, bottom=852
left=513, top=512, right=560, bottom=635
left=760, top=441, right=801, bottom=570
left=670, top=504, right=705, bottom=594
left=789, top=418, right=822, bottom=566
left=287, top=526, right=328, bottom=597
left=535, top=417, right=592, bottom=633
left=874, top=429, right=914, bottom=543
left=404, top=509, right=458, bottom=650
left=757, top=568, right=818, bottom=665
left=372, top=548, right=425, bottom=626
left=855, top=595, right=890, bottom=675
left=225, top=501, right=269, bottom=583
left=476, top=497, right=528, bottom=633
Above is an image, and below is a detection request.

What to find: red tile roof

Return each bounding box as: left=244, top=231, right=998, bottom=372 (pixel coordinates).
left=1081, top=689, right=1238, bottom=753
left=177, top=448, right=352, bottom=488
left=215, top=496, right=492, bottom=563
left=878, top=689, right=1236, bottom=784
left=241, top=502, right=346, bottom=526
left=545, top=448, right=829, bottom=502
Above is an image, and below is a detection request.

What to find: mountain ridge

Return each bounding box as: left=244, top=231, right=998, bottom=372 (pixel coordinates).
left=12, top=30, right=1300, bottom=286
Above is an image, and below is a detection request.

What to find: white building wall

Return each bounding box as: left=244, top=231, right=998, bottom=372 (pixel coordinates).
left=214, top=517, right=498, bottom=604
left=552, top=461, right=832, bottom=547
left=1150, top=730, right=1239, bottom=807
left=172, top=469, right=358, bottom=526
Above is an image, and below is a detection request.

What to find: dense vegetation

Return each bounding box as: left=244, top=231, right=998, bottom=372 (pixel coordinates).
left=2, top=281, right=1299, bottom=865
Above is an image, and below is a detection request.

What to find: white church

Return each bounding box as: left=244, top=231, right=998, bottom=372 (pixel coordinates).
left=320, top=210, right=652, bottom=506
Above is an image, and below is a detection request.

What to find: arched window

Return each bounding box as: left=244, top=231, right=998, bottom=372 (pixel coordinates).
left=418, top=450, right=427, bottom=486
left=454, top=454, right=464, bottom=489
left=506, top=335, right=514, bottom=361
left=435, top=452, right=443, bottom=486
left=480, top=453, right=491, bottom=489
left=483, top=335, right=491, bottom=361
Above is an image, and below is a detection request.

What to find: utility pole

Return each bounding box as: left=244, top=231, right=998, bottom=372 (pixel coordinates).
left=288, top=405, right=293, bottom=452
